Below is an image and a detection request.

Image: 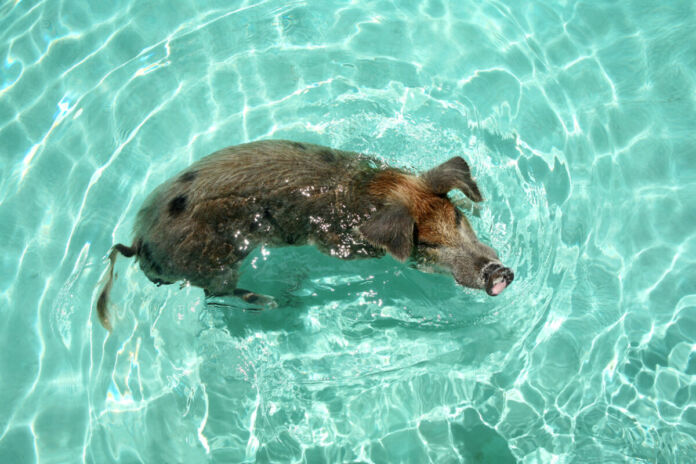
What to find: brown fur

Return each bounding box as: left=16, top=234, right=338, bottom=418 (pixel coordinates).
left=368, top=171, right=460, bottom=246
left=96, top=140, right=513, bottom=331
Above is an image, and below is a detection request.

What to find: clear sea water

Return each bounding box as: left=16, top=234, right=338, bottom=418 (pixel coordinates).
left=1, top=0, right=695, bottom=462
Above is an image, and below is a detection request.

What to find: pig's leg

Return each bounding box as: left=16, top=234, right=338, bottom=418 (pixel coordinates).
left=203, top=268, right=278, bottom=310
left=232, top=289, right=278, bottom=308
left=204, top=289, right=278, bottom=311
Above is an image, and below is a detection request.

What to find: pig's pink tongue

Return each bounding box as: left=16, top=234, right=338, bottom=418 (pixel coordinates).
left=491, top=281, right=508, bottom=295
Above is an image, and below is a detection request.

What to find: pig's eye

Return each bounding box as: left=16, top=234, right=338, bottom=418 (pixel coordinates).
left=418, top=241, right=439, bottom=249
left=454, top=209, right=463, bottom=224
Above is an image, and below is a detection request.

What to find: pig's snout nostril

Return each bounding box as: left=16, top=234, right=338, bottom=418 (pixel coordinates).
left=484, top=264, right=514, bottom=296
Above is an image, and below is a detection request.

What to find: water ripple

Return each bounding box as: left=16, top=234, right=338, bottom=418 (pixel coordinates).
left=1, top=0, right=695, bottom=462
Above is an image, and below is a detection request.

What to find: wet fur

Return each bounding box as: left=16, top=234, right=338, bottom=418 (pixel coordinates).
left=97, top=140, right=502, bottom=330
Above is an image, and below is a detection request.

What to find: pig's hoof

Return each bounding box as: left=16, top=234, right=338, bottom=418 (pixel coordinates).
left=204, top=289, right=278, bottom=311
left=233, top=289, right=278, bottom=309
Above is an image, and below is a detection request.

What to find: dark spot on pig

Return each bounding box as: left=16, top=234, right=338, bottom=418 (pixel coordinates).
left=291, top=142, right=306, bottom=150
left=318, top=149, right=336, bottom=163
left=179, top=171, right=197, bottom=183
left=169, top=195, right=187, bottom=216
left=454, top=209, right=463, bottom=225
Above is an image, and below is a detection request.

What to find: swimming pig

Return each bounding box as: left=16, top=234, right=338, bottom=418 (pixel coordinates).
left=97, top=140, right=514, bottom=330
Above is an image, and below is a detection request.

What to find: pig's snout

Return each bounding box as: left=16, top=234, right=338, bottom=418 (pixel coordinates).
left=482, top=263, right=514, bottom=296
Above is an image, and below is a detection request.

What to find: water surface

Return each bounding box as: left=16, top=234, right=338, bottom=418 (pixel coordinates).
left=1, top=0, right=695, bottom=462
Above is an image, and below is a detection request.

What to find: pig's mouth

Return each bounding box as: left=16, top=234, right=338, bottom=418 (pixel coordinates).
left=483, top=264, right=515, bottom=296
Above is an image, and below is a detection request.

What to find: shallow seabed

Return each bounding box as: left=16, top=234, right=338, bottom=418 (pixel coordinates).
left=1, top=0, right=696, bottom=462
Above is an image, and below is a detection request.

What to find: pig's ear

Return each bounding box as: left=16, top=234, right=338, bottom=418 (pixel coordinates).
left=422, top=156, right=483, bottom=202
left=360, top=203, right=414, bottom=261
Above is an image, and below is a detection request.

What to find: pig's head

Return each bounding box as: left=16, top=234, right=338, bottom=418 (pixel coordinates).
left=361, top=156, right=514, bottom=296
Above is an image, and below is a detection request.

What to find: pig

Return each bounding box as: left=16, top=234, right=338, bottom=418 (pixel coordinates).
left=97, top=140, right=514, bottom=330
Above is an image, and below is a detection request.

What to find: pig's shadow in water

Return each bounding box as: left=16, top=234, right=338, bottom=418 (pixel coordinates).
left=205, top=291, right=307, bottom=337
left=202, top=246, right=467, bottom=338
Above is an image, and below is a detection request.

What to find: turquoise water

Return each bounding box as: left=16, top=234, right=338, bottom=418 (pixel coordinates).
left=1, top=0, right=695, bottom=462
